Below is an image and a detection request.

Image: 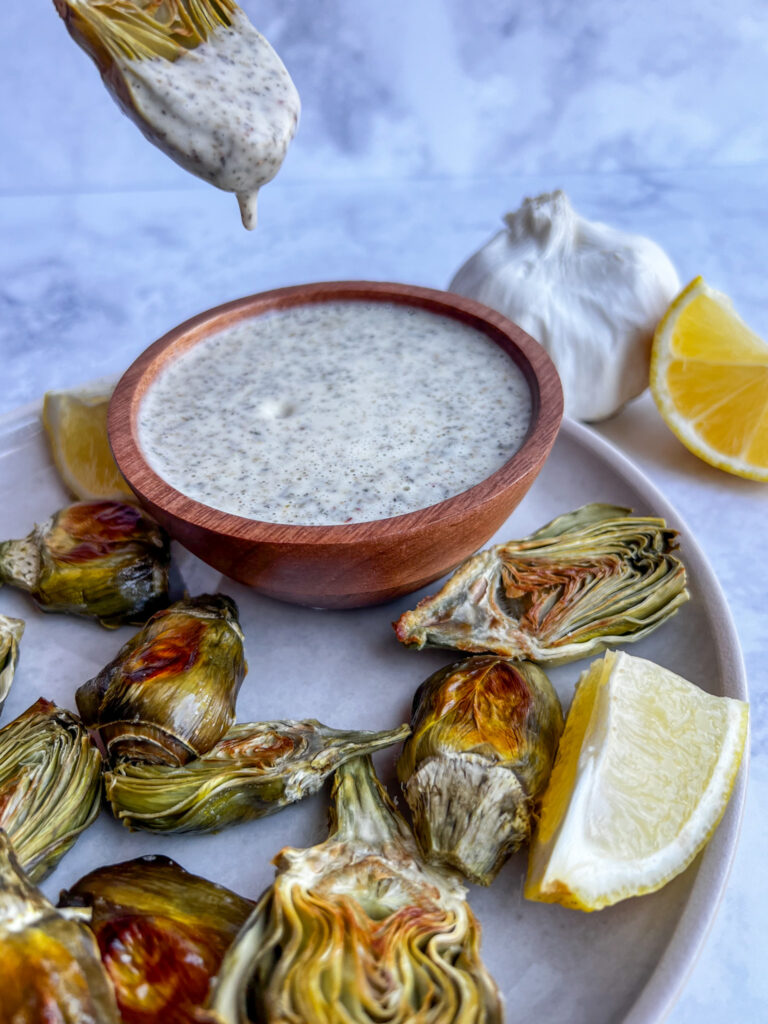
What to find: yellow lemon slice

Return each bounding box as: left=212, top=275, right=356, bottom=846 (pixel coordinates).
left=42, top=387, right=134, bottom=501
left=525, top=650, right=748, bottom=912
left=650, top=276, right=768, bottom=481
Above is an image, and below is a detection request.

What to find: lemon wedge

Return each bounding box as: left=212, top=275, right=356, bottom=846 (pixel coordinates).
left=42, top=386, right=134, bottom=501
left=525, top=650, right=748, bottom=911
left=650, top=276, right=768, bottom=481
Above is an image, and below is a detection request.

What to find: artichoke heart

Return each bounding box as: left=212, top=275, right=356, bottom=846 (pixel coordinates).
left=58, top=855, right=253, bottom=1024
left=77, top=593, right=247, bottom=765
left=0, top=832, right=120, bottom=1024
left=208, top=755, right=502, bottom=1024
left=105, top=719, right=411, bottom=833
left=0, top=500, right=171, bottom=627
left=398, top=656, right=563, bottom=885
left=395, top=503, right=689, bottom=664
left=0, top=614, right=24, bottom=717
left=0, top=698, right=102, bottom=882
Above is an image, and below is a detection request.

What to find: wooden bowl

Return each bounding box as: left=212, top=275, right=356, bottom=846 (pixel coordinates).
left=109, top=281, right=563, bottom=608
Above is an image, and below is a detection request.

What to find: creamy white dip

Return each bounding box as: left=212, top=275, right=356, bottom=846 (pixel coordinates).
left=120, top=11, right=300, bottom=229
left=138, top=301, right=532, bottom=526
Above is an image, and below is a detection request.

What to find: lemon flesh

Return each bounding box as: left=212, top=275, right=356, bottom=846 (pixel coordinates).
left=650, top=276, right=768, bottom=481
left=525, top=650, right=748, bottom=912
left=42, top=388, right=134, bottom=501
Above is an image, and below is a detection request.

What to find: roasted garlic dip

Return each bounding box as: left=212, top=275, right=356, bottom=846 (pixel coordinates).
left=138, top=301, right=532, bottom=525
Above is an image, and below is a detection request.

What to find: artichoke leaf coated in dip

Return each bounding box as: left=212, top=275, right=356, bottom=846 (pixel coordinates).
left=58, top=855, right=254, bottom=1024
left=398, top=656, right=563, bottom=885
left=395, top=503, right=689, bottom=665
left=53, top=0, right=300, bottom=229
left=0, top=500, right=171, bottom=627
left=105, top=718, right=411, bottom=834
left=0, top=614, right=24, bottom=717
left=0, top=698, right=102, bottom=883
left=208, top=755, right=502, bottom=1024
left=77, top=593, right=247, bottom=765
left=0, top=831, right=120, bottom=1024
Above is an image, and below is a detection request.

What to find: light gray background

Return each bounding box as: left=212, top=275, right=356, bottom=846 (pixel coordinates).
left=2, top=2, right=768, bottom=1022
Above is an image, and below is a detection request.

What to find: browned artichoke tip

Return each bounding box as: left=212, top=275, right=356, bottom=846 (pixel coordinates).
left=0, top=831, right=120, bottom=1024
left=76, top=593, right=247, bottom=765
left=0, top=500, right=171, bottom=628
left=397, top=655, right=564, bottom=885
left=58, top=855, right=253, bottom=1024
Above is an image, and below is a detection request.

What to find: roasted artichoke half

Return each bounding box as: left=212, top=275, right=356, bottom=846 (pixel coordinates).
left=0, top=831, right=120, bottom=1024
left=398, top=656, right=563, bottom=885
left=59, top=855, right=253, bottom=1024
left=395, top=503, right=689, bottom=664
left=105, top=719, right=411, bottom=833
left=208, top=755, right=502, bottom=1024
left=0, top=698, right=102, bottom=882
left=77, top=593, right=247, bottom=765
left=0, top=614, right=24, bottom=716
left=0, top=500, right=170, bottom=627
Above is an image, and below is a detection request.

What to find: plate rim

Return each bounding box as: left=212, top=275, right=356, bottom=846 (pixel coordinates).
left=0, top=400, right=749, bottom=1024
left=560, top=417, right=749, bottom=1024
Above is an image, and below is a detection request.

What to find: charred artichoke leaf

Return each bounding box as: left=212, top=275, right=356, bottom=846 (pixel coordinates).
left=0, top=698, right=102, bottom=882
left=58, top=854, right=253, bottom=1024
left=0, top=500, right=171, bottom=627
left=0, top=831, right=120, bottom=1024
left=208, top=755, right=502, bottom=1024
left=398, top=656, right=563, bottom=885
left=77, top=593, right=247, bottom=765
left=105, top=719, right=410, bottom=833
left=0, top=614, right=24, bottom=716
left=395, top=503, right=689, bottom=664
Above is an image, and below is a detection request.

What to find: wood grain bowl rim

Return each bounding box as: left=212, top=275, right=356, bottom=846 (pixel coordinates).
left=108, top=281, right=564, bottom=544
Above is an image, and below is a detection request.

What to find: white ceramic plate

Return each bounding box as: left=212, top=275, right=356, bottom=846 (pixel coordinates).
left=0, top=403, right=748, bottom=1024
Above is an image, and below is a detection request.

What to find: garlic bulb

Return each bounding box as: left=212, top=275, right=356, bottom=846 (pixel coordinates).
left=449, top=191, right=681, bottom=421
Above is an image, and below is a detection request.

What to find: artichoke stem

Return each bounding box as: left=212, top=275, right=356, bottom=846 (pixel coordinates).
left=404, top=752, right=530, bottom=886
left=0, top=537, right=40, bottom=591
left=329, top=756, right=409, bottom=848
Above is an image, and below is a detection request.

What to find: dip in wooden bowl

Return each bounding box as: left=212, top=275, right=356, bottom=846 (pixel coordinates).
left=109, top=281, right=563, bottom=608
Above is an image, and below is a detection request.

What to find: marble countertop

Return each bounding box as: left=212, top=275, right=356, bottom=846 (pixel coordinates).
left=1, top=168, right=766, bottom=1021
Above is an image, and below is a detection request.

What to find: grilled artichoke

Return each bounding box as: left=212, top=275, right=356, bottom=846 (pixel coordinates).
left=77, top=593, right=247, bottom=765
left=395, top=503, right=689, bottom=664
left=0, top=500, right=170, bottom=627
left=0, top=614, right=24, bottom=716
left=208, top=755, right=502, bottom=1024
left=398, top=656, right=563, bottom=885
left=0, top=698, right=102, bottom=882
left=0, top=831, right=120, bottom=1024
left=105, top=719, right=411, bottom=833
left=59, top=855, right=253, bottom=1024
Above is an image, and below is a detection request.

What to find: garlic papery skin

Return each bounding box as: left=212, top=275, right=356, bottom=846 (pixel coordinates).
left=449, top=191, right=681, bottom=421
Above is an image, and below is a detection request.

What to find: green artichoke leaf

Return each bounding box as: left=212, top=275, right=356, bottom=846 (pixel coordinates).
left=0, top=500, right=171, bottom=628
left=0, top=831, right=120, bottom=1024
left=0, top=614, right=24, bottom=717
left=0, top=698, right=102, bottom=882
left=77, top=593, right=247, bottom=765
left=398, top=656, right=563, bottom=885
left=58, top=855, right=253, bottom=1024
left=105, top=719, right=410, bottom=833
left=208, top=755, right=502, bottom=1024
left=394, top=503, right=689, bottom=664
